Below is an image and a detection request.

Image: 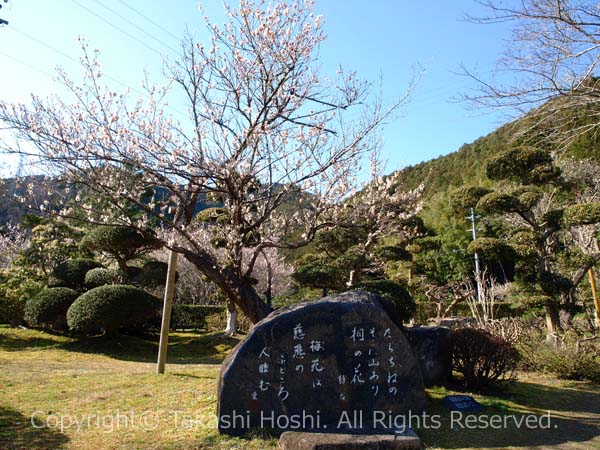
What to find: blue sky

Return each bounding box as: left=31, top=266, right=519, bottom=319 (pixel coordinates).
left=0, top=0, right=513, bottom=173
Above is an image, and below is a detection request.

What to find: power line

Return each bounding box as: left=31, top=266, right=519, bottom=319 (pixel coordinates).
left=89, top=0, right=180, bottom=55
left=7, top=26, right=188, bottom=119
left=12, top=27, right=81, bottom=66
left=10, top=26, right=139, bottom=93
left=0, top=48, right=56, bottom=79
left=69, top=0, right=166, bottom=58
left=115, top=0, right=181, bottom=44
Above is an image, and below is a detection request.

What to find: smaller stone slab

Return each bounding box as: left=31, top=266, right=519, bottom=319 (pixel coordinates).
left=443, top=395, right=484, bottom=413
left=279, top=429, right=421, bottom=450
left=404, top=326, right=452, bottom=387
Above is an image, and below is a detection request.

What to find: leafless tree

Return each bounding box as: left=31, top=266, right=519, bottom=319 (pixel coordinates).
left=463, top=0, right=600, bottom=147
left=461, top=268, right=508, bottom=325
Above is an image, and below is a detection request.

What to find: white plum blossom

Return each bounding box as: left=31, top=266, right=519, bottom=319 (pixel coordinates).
left=0, top=0, right=414, bottom=323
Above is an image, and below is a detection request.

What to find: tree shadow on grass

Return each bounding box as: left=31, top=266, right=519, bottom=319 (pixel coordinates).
left=0, top=406, right=69, bottom=450
left=0, top=330, right=66, bottom=351
left=421, top=380, right=600, bottom=449
left=59, top=332, right=240, bottom=365
left=508, top=380, right=600, bottom=415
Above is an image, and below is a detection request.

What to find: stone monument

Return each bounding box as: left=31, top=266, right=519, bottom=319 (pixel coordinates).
left=217, top=291, right=426, bottom=436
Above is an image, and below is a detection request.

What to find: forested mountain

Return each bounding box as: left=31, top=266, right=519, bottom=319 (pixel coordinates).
left=391, top=109, right=600, bottom=233
left=398, top=109, right=600, bottom=203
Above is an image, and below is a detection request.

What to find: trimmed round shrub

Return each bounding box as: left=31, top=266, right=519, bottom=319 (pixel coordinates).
left=0, top=295, right=26, bottom=327
left=48, top=259, right=103, bottom=290
left=67, top=285, right=160, bottom=335
left=136, top=261, right=172, bottom=287
left=450, top=185, right=491, bottom=212
left=84, top=268, right=124, bottom=288
left=353, top=280, right=416, bottom=327
left=452, top=328, right=519, bottom=390
left=80, top=226, right=161, bottom=264
left=24, top=287, right=79, bottom=330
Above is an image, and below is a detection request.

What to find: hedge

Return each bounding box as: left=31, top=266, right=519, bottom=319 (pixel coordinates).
left=24, top=287, right=79, bottom=330
left=67, top=285, right=160, bottom=335
left=169, top=305, right=226, bottom=330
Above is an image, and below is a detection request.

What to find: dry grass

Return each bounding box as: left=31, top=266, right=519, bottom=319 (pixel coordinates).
left=0, top=325, right=599, bottom=449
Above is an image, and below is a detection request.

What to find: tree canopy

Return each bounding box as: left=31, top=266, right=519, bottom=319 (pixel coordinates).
left=0, top=0, right=413, bottom=323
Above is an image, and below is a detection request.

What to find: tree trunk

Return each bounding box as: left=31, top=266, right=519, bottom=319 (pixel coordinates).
left=224, top=300, right=237, bottom=336
left=117, top=258, right=129, bottom=273
left=544, top=301, right=562, bottom=345
left=182, top=250, right=272, bottom=324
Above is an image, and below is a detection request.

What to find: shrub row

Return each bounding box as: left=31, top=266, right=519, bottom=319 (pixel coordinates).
left=170, top=304, right=226, bottom=330
left=513, top=323, right=600, bottom=382
left=23, top=282, right=224, bottom=336
left=84, top=268, right=124, bottom=288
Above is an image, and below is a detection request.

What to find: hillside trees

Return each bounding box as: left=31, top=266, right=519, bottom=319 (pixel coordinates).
left=0, top=0, right=413, bottom=323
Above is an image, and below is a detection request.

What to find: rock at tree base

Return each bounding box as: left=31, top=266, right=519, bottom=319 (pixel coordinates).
left=404, top=326, right=452, bottom=387
left=218, top=291, right=426, bottom=436
left=279, top=428, right=422, bottom=450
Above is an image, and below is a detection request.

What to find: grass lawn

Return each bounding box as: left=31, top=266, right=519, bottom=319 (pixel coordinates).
left=1, top=325, right=599, bottom=449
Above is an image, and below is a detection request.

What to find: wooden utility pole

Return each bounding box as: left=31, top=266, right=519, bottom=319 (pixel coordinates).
left=156, top=244, right=178, bottom=374
left=589, top=267, right=600, bottom=327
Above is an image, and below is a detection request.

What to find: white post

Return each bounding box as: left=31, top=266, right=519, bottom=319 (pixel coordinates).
left=224, top=305, right=238, bottom=336
left=469, top=207, right=484, bottom=307
left=156, top=244, right=178, bottom=374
